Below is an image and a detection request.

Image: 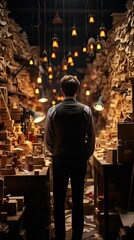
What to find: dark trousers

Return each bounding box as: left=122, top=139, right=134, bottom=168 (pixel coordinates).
left=52, top=155, right=87, bottom=240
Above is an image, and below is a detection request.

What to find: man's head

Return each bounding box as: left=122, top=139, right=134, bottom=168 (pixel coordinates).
left=60, top=75, right=80, bottom=97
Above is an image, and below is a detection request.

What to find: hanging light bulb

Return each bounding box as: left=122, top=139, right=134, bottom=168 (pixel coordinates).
left=83, top=83, right=87, bottom=88
left=88, top=14, right=95, bottom=23
left=99, top=0, right=106, bottom=38
left=67, top=50, right=73, bottom=64
left=51, top=51, right=56, bottom=59
left=71, top=26, right=77, bottom=37
left=42, top=50, right=48, bottom=62
left=61, top=56, right=68, bottom=71
left=70, top=62, right=74, bottom=66
left=52, top=11, right=63, bottom=24
left=37, top=76, right=42, bottom=84
left=48, top=73, right=53, bottom=79
left=93, top=96, right=104, bottom=111
left=52, top=35, right=59, bottom=48
left=89, top=43, right=94, bottom=50
left=68, top=57, right=74, bottom=64
left=86, top=89, right=90, bottom=96
left=99, top=23, right=106, bottom=38
left=73, top=50, right=79, bottom=57
left=52, top=100, right=56, bottom=105
left=47, top=63, right=53, bottom=73
left=87, top=37, right=95, bottom=53
left=38, top=89, right=48, bottom=103
left=52, top=88, right=57, bottom=93
left=96, top=39, right=102, bottom=51
left=29, top=58, right=34, bottom=65
left=43, top=56, right=48, bottom=63
left=35, top=87, right=40, bottom=95
left=82, top=45, right=87, bottom=53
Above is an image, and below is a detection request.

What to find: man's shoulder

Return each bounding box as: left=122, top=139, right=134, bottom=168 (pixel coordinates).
left=48, top=102, right=62, bottom=115
left=77, top=102, right=91, bottom=114
left=48, top=105, right=56, bottom=116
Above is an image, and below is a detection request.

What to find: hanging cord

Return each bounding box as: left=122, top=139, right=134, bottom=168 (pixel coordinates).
left=101, top=0, right=104, bottom=23
left=85, top=0, right=88, bottom=38
left=63, top=0, right=65, bottom=56
left=68, top=0, right=71, bottom=50
left=43, top=0, right=46, bottom=51
left=96, top=0, right=99, bottom=35
left=48, top=0, right=52, bottom=63
left=30, top=0, right=41, bottom=28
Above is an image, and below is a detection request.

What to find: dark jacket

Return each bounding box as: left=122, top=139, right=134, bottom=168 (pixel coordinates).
left=45, top=98, right=95, bottom=159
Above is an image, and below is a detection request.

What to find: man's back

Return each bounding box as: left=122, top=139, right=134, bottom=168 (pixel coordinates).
left=54, top=98, right=88, bottom=155
left=46, top=98, right=95, bottom=158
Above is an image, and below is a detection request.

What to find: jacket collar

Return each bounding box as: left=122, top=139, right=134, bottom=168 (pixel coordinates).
left=64, top=97, right=76, bottom=101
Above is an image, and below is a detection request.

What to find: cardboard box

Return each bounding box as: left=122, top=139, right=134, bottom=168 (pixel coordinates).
left=7, top=200, right=17, bottom=216
left=117, top=144, right=133, bottom=163
left=9, top=196, right=24, bottom=211
left=118, top=122, right=134, bottom=141
left=94, top=207, right=122, bottom=235
left=106, top=148, right=117, bottom=164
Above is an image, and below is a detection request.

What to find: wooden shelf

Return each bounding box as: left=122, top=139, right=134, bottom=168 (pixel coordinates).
left=8, top=90, right=26, bottom=97
left=0, top=79, right=8, bottom=84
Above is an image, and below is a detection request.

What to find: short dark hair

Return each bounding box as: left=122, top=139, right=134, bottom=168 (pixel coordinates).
left=60, top=75, right=80, bottom=96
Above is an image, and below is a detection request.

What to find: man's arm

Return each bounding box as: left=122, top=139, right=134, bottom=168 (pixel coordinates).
left=44, top=107, right=55, bottom=154
left=85, top=106, right=95, bottom=158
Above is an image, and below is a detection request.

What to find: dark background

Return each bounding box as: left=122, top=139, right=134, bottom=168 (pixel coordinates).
left=6, top=0, right=127, bottom=57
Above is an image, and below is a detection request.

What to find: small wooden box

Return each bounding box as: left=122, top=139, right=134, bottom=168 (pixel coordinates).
left=106, top=148, right=117, bottom=164
left=117, top=144, right=133, bottom=163
left=9, top=196, right=24, bottom=211
left=7, top=199, right=17, bottom=216
left=118, top=122, right=134, bottom=141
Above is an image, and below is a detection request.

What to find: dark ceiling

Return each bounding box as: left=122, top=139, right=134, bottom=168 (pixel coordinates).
left=6, top=0, right=127, bottom=52
left=5, top=0, right=127, bottom=76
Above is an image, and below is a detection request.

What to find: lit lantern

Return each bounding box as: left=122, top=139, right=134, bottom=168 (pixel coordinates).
left=37, top=76, right=42, bottom=84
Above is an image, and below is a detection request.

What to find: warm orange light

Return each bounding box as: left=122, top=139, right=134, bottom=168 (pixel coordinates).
left=29, top=58, right=34, bottom=65
left=68, top=56, right=73, bottom=64
left=89, top=15, right=95, bottom=23
left=61, top=56, right=68, bottom=71
left=73, top=51, right=79, bottom=57
left=83, top=83, right=87, bottom=88
left=82, top=46, right=87, bottom=52
left=99, top=25, right=106, bottom=38
left=35, top=88, right=40, bottom=94
left=52, top=88, right=56, bottom=93
left=51, top=52, right=56, bottom=59
left=43, top=56, right=48, bottom=62
left=48, top=65, right=53, bottom=73
left=48, top=73, right=53, bottom=79
left=62, top=63, right=68, bottom=71
left=60, top=96, right=64, bottom=101
left=57, top=96, right=61, bottom=101
left=71, top=27, right=77, bottom=36
left=52, top=35, right=59, bottom=48
left=96, top=42, right=101, bottom=50
left=52, top=100, right=56, bottom=105
left=86, top=90, right=90, bottom=96
left=70, top=61, right=74, bottom=66
left=37, top=76, right=42, bottom=84
left=52, top=40, right=59, bottom=48
left=89, top=43, right=94, bottom=50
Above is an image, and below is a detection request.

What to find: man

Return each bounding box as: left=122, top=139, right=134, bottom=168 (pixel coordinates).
left=45, top=75, right=95, bottom=240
